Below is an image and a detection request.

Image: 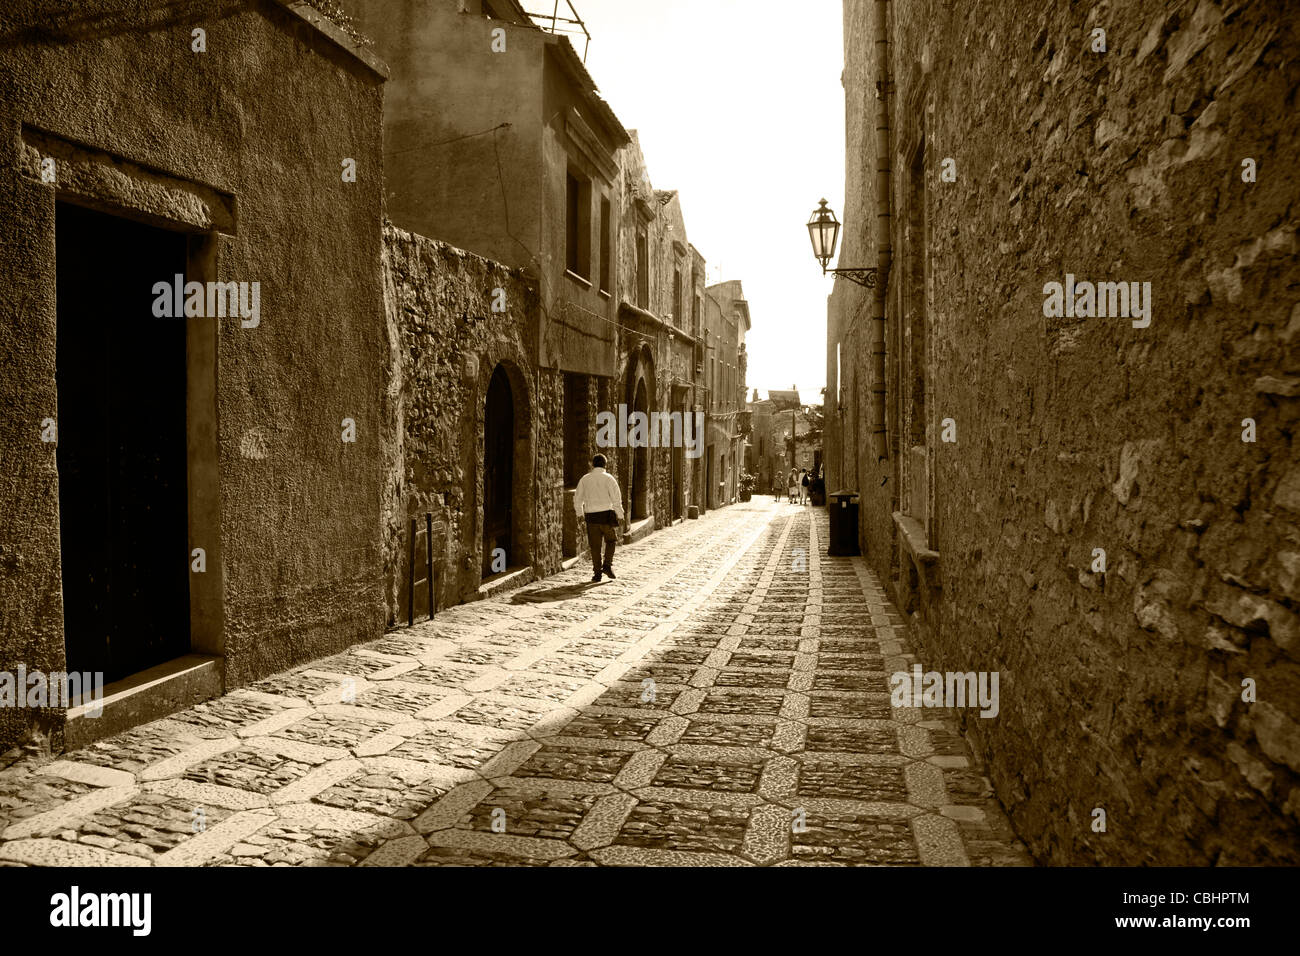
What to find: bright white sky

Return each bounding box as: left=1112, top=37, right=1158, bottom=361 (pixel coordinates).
left=565, top=0, right=844, bottom=404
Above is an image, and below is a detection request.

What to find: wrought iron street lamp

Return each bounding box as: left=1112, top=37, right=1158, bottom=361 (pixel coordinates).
left=807, top=199, right=876, bottom=288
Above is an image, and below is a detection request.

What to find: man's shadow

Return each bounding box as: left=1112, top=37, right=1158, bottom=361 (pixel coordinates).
left=509, top=580, right=603, bottom=604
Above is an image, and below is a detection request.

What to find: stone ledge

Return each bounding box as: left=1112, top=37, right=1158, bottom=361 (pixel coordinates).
left=272, top=0, right=390, bottom=80
left=625, top=515, right=655, bottom=544
left=892, top=511, right=940, bottom=592
left=63, top=655, right=223, bottom=751
left=477, top=565, right=536, bottom=600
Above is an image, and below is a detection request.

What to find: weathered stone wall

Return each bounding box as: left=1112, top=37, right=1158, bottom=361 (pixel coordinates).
left=381, top=224, right=543, bottom=619
left=826, top=0, right=890, bottom=550
left=535, top=365, right=566, bottom=576
left=560, top=374, right=602, bottom=557
left=833, top=0, right=1300, bottom=863
left=339, top=0, right=547, bottom=277
left=0, top=0, right=388, bottom=750
left=652, top=369, right=674, bottom=525
left=340, top=1, right=628, bottom=381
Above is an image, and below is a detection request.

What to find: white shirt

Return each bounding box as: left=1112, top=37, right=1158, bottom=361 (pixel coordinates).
left=574, top=468, right=625, bottom=521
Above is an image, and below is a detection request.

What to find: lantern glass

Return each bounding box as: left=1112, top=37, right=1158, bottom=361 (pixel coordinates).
left=806, top=200, right=840, bottom=268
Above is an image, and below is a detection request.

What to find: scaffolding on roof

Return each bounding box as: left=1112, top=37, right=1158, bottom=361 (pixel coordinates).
left=525, top=1, right=591, bottom=61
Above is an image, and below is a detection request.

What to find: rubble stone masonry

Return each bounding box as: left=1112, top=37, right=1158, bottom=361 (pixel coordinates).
left=381, top=224, right=547, bottom=617
left=829, top=0, right=1300, bottom=863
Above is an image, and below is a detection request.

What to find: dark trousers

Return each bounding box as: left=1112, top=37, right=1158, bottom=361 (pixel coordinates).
left=585, top=514, right=617, bottom=572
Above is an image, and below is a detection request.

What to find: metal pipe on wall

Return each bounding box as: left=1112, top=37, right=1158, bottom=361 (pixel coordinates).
left=871, top=0, right=892, bottom=461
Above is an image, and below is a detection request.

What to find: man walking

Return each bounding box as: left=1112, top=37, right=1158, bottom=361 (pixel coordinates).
left=574, top=454, right=625, bottom=582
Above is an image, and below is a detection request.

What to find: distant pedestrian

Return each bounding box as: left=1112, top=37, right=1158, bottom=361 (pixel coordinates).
left=788, top=467, right=798, bottom=503
left=574, top=454, right=624, bottom=582
left=800, top=469, right=810, bottom=504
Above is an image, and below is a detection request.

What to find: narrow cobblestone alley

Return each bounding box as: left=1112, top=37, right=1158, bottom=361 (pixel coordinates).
left=0, top=503, right=1028, bottom=867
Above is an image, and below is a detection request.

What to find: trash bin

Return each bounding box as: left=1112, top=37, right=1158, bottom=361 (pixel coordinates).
left=827, top=490, right=861, bottom=556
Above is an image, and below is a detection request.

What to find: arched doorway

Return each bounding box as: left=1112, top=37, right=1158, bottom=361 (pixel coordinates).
left=483, top=364, right=514, bottom=577
left=632, top=377, right=650, bottom=519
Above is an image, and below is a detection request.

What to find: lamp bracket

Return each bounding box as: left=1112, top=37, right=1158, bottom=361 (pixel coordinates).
left=824, top=266, right=878, bottom=289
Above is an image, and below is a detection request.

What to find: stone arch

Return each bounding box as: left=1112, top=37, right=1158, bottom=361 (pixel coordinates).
left=624, top=343, right=656, bottom=521
left=475, top=353, right=534, bottom=580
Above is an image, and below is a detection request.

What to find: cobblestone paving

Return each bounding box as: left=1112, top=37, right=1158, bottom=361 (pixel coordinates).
left=0, top=503, right=1031, bottom=867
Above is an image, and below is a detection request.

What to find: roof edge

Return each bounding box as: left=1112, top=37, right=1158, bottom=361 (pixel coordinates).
left=546, top=35, right=631, bottom=147
left=271, top=0, right=390, bottom=80
left=497, top=0, right=537, bottom=24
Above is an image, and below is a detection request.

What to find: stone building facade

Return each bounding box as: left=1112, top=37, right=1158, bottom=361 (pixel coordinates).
left=0, top=0, right=760, bottom=757
left=703, top=281, right=751, bottom=508
left=749, top=394, right=782, bottom=496
left=344, top=0, right=739, bottom=568
left=0, top=0, right=389, bottom=752
left=614, top=134, right=713, bottom=530
left=826, top=0, right=1300, bottom=863
left=341, top=0, right=631, bottom=581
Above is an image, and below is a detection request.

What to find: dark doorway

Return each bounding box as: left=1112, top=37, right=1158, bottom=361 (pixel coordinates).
left=56, top=201, right=191, bottom=683
left=631, top=378, right=649, bottom=520
left=483, top=364, right=514, bottom=577
left=706, top=449, right=714, bottom=511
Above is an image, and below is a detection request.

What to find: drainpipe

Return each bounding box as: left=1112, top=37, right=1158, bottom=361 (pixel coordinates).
left=871, top=0, right=891, bottom=461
